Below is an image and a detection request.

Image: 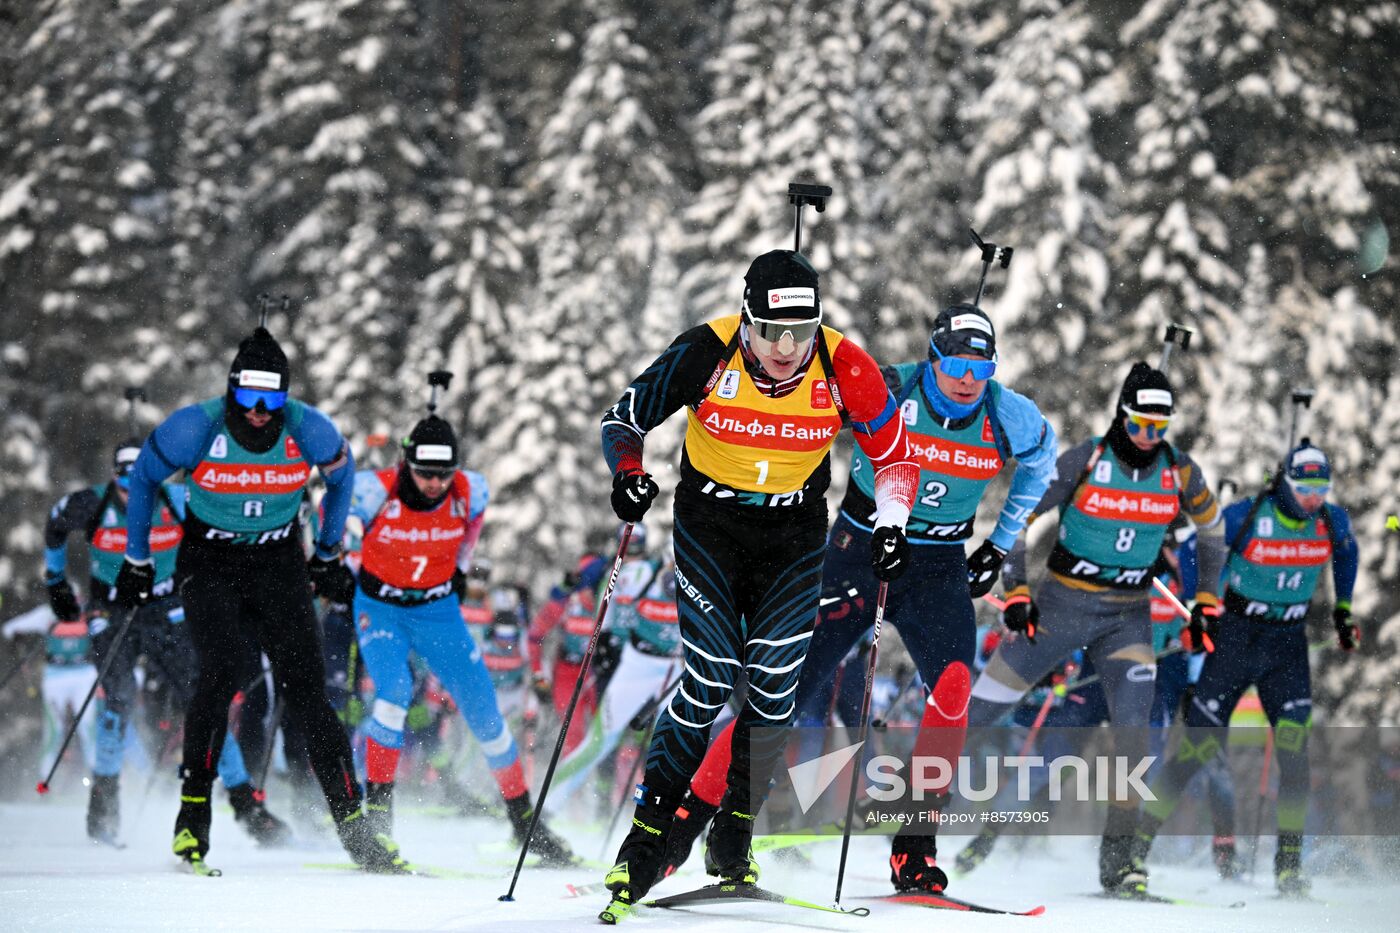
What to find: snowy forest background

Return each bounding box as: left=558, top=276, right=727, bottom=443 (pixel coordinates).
left=1, top=0, right=1398, bottom=753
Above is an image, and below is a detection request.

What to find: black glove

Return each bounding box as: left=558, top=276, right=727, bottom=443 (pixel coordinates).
left=451, top=568, right=468, bottom=602
left=114, top=558, right=155, bottom=608
left=1334, top=603, right=1359, bottom=653
left=308, top=553, right=356, bottom=603
left=966, top=540, right=1007, bottom=599
left=1001, top=586, right=1038, bottom=644
left=46, top=578, right=82, bottom=621
left=871, top=526, right=910, bottom=582
left=610, top=470, right=658, bottom=523
left=531, top=672, right=552, bottom=705
left=1183, top=599, right=1220, bottom=654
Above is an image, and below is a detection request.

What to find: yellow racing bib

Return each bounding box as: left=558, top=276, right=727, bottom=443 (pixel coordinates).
left=684, top=315, right=845, bottom=493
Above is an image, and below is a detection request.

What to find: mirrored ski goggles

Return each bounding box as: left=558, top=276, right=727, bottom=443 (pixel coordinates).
left=410, top=465, right=454, bottom=481
left=930, top=344, right=997, bottom=381
left=1122, top=407, right=1171, bottom=440
left=232, top=387, right=288, bottom=411
left=743, top=311, right=821, bottom=349
left=1286, top=476, right=1331, bottom=498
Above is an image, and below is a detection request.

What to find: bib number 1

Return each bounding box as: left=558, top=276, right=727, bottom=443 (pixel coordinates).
left=755, top=460, right=769, bottom=486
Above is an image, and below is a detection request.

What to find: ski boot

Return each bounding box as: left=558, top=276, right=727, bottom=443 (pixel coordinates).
left=228, top=783, right=292, bottom=847
left=1099, top=829, right=1149, bottom=897
left=1212, top=834, right=1241, bottom=880
left=890, top=832, right=948, bottom=893
left=703, top=798, right=758, bottom=885
left=335, top=805, right=410, bottom=874
left=660, top=789, right=719, bottom=879
left=505, top=793, right=576, bottom=867
left=601, top=792, right=676, bottom=924
left=173, top=774, right=220, bottom=875
left=954, top=826, right=999, bottom=875
left=86, top=774, right=123, bottom=848
left=364, top=781, right=395, bottom=839
left=1275, top=833, right=1311, bottom=898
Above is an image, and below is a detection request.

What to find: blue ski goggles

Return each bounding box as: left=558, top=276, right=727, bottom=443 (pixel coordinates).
left=1286, top=476, right=1331, bottom=499
left=930, top=344, right=997, bottom=381
left=232, top=387, right=288, bottom=411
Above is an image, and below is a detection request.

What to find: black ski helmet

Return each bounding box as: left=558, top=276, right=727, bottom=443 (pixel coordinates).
left=929, top=304, right=997, bottom=362
left=1117, top=362, right=1174, bottom=416
left=403, top=415, right=459, bottom=471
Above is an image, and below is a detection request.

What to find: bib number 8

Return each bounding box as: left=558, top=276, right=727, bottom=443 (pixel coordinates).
left=1114, top=528, right=1136, bottom=553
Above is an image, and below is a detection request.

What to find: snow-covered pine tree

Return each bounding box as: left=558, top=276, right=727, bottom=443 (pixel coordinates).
left=850, top=0, right=969, bottom=367
left=0, top=0, right=170, bottom=595
left=959, top=0, right=1117, bottom=430
left=483, top=6, right=685, bottom=571
left=241, top=0, right=446, bottom=432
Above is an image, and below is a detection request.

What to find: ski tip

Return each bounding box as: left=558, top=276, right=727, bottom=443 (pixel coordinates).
left=850, top=906, right=872, bottom=916
left=1026, top=905, right=1047, bottom=916
left=35, top=781, right=49, bottom=795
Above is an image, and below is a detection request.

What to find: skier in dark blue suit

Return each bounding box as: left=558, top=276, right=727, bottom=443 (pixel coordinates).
left=1135, top=440, right=1360, bottom=898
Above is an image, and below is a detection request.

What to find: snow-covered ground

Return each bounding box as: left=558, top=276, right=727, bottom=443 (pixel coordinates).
left=3, top=792, right=1396, bottom=932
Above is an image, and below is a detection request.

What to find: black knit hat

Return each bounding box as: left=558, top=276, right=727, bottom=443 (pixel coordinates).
left=929, top=304, right=997, bottom=361
left=403, top=415, right=458, bottom=470
left=742, top=250, right=821, bottom=320
left=228, top=327, right=290, bottom=395
left=1118, top=361, right=1174, bottom=416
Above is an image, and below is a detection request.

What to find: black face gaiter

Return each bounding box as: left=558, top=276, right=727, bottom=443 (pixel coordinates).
left=225, top=393, right=285, bottom=454
left=395, top=464, right=449, bottom=512
left=1105, top=418, right=1163, bottom=472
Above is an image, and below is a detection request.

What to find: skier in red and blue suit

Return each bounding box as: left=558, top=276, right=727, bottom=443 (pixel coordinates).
left=348, top=403, right=574, bottom=864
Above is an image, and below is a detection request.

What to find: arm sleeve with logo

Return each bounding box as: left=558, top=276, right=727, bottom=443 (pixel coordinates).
left=1001, top=440, right=1095, bottom=590
left=989, top=386, right=1059, bottom=552
left=348, top=470, right=389, bottom=526
left=291, top=405, right=355, bottom=558
left=1326, top=503, right=1359, bottom=603
left=833, top=339, right=916, bottom=528
left=600, top=324, right=729, bottom=475
left=1176, top=451, right=1225, bottom=598
left=125, top=404, right=216, bottom=561
left=456, top=470, right=490, bottom=572
left=43, top=488, right=102, bottom=582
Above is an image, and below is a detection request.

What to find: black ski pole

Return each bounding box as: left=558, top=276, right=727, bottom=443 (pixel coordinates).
left=1157, top=322, right=1193, bottom=373
left=36, top=610, right=138, bottom=795
left=0, top=636, right=48, bottom=693
left=500, top=523, right=636, bottom=902
left=787, top=182, right=832, bottom=253
left=833, top=579, right=890, bottom=908
left=968, top=229, right=1014, bottom=308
